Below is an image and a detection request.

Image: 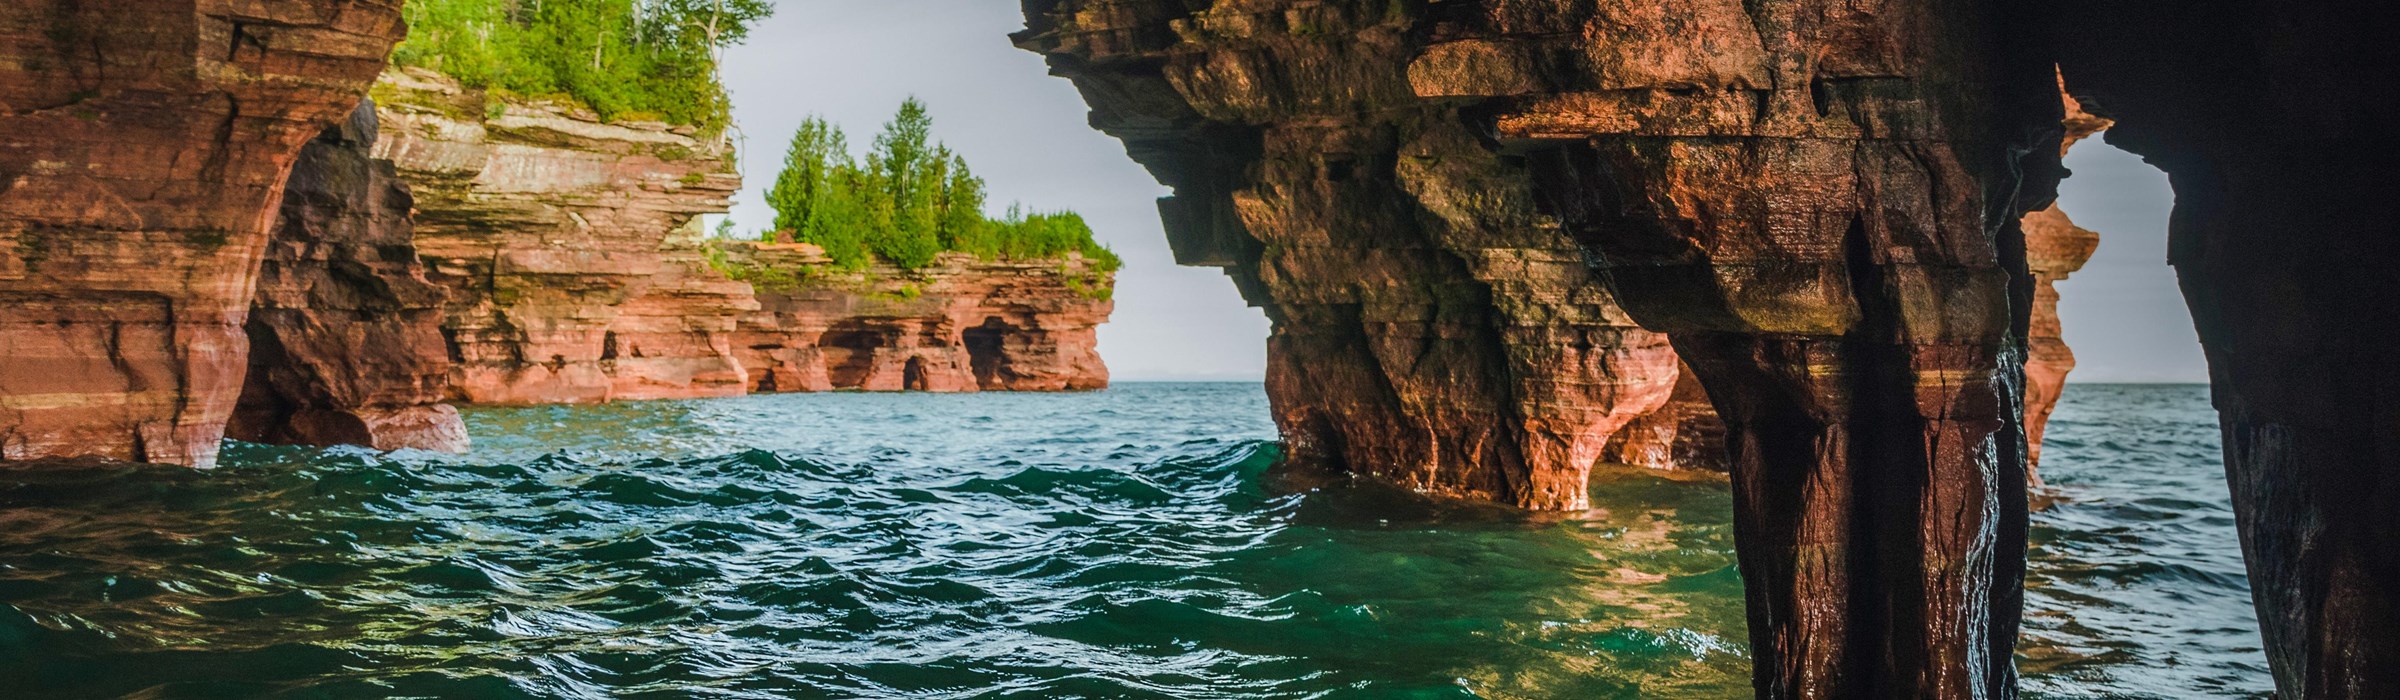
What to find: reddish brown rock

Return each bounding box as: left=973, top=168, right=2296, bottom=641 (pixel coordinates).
left=228, top=101, right=467, bottom=453
left=1602, top=362, right=1727, bottom=472
left=0, top=0, right=405, bottom=467
left=2021, top=87, right=2111, bottom=480
left=716, top=243, right=1110, bottom=393
left=369, top=69, right=753, bottom=405
left=2062, top=4, right=2400, bottom=695
left=1411, top=2, right=2061, bottom=697
left=1017, top=2, right=1686, bottom=510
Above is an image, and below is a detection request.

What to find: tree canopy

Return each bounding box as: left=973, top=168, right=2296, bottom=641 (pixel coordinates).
left=392, top=0, right=772, bottom=130
left=765, top=100, right=1122, bottom=272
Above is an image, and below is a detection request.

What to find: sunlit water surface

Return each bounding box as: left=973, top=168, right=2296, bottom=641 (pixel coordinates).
left=0, top=383, right=2265, bottom=698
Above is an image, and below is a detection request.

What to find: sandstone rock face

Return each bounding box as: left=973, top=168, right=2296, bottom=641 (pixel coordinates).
left=1418, top=2, right=2061, bottom=694
left=1601, top=363, right=1727, bottom=472
left=370, top=69, right=753, bottom=405
left=2062, top=5, right=2400, bottom=695
left=2021, top=88, right=2111, bottom=480
left=1018, top=2, right=1689, bottom=510
left=1024, top=4, right=2052, bottom=689
left=718, top=244, right=1111, bottom=394
left=229, top=101, right=468, bottom=454
left=0, top=0, right=405, bottom=467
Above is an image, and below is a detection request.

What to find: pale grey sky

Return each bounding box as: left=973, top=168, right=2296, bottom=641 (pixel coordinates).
left=719, top=1, right=2206, bottom=384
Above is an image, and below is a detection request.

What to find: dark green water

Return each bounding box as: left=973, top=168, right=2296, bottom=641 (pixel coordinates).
left=0, top=383, right=2265, bottom=698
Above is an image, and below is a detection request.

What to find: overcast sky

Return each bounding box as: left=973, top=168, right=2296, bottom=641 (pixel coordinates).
left=719, top=1, right=2207, bottom=384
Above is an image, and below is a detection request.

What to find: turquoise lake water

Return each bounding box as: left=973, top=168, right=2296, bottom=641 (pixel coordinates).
left=0, top=383, right=2268, bottom=698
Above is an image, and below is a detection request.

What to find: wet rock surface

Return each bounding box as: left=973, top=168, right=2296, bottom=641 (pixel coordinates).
left=231, top=101, right=467, bottom=453
left=0, top=0, right=405, bottom=467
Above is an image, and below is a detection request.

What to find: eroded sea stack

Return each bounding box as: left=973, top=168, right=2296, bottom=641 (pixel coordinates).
left=0, top=0, right=405, bottom=467
left=2021, top=88, right=2110, bottom=479
left=1023, top=0, right=2063, bottom=695
left=363, top=68, right=1113, bottom=405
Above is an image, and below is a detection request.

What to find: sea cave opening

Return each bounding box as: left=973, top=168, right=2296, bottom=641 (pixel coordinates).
left=964, top=317, right=1012, bottom=389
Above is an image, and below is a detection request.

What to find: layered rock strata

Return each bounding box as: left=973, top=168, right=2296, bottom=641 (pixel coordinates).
left=1017, top=2, right=1689, bottom=510
left=1416, top=2, right=2061, bottom=696
left=0, top=0, right=405, bottom=467
left=716, top=243, right=1111, bottom=393
left=370, top=69, right=754, bottom=405
left=2061, top=5, right=2400, bottom=695
left=230, top=101, right=467, bottom=453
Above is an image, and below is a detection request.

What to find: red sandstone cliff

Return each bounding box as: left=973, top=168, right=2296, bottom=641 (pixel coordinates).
left=1017, top=2, right=1693, bottom=510
left=0, top=0, right=405, bottom=466
left=371, top=67, right=1110, bottom=404
left=230, top=101, right=468, bottom=453
left=2022, top=87, right=2111, bottom=479
left=369, top=68, right=755, bottom=405
left=1028, top=0, right=2059, bottom=695
left=717, top=243, right=1111, bottom=393
left=1415, top=2, right=2059, bottom=696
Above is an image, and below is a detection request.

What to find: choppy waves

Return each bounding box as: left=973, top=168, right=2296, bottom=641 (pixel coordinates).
left=0, top=384, right=2267, bottom=698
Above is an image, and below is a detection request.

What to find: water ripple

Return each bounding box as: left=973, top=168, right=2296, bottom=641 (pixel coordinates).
left=0, top=384, right=2264, bottom=698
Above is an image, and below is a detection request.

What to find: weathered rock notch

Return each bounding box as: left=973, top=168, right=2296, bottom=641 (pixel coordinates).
left=0, top=0, right=405, bottom=467
left=231, top=100, right=468, bottom=453
left=1017, top=1, right=1704, bottom=510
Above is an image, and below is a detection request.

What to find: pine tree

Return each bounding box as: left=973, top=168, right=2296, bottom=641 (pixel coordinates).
left=754, top=98, right=1118, bottom=273
left=766, top=118, right=847, bottom=237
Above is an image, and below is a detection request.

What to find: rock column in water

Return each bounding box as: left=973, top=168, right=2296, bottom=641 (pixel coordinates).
left=1411, top=0, right=2061, bottom=696
left=2062, top=3, right=2400, bottom=695
left=0, top=0, right=405, bottom=466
